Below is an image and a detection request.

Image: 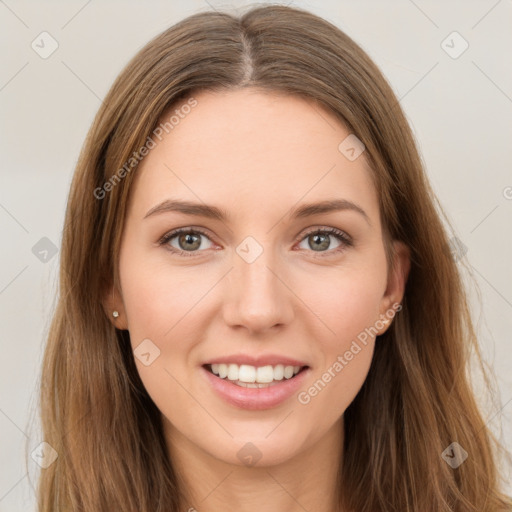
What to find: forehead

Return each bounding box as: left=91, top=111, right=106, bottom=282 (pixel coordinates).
left=128, top=89, right=378, bottom=223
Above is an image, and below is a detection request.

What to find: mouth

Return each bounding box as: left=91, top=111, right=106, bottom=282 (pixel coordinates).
left=202, top=363, right=310, bottom=388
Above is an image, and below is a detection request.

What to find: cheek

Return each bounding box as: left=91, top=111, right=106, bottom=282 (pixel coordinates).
left=291, top=264, right=385, bottom=415
left=118, top=252, right=205, bottom=418
left=293, top=261, right=386, bottom=345
left=295, top=276, right=380, bottom=420
left=119, top=240, right=197, bottom=338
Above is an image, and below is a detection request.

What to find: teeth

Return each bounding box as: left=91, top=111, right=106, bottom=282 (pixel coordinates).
left=234, top=381, right=281, bottom=388
left=210, top=363, right=303, bottom=383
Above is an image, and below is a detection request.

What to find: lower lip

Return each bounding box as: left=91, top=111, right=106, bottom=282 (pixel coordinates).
left=201, top=365, right=311, bottom=411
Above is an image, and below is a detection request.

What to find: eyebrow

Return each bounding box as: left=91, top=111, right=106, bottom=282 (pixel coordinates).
left=143, top=198, right=371, bottom=225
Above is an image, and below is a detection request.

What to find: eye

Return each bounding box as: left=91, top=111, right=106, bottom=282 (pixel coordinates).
left=158, top=228, right=215, bottom=257
left=296, top=227, right=353, bottom=256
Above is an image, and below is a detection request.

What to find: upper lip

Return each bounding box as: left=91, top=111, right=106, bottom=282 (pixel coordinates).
left=202, top=354, right=309, bottom=368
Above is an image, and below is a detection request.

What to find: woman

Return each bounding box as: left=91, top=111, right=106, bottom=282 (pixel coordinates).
left=36, top=5, right=511, bottom=511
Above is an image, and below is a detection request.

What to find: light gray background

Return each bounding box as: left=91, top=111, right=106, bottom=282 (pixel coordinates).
left=1, top=1, right=511, bottom=510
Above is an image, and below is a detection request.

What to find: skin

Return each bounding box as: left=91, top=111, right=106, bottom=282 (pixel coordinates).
left=105, top=89, right=410, bottom=512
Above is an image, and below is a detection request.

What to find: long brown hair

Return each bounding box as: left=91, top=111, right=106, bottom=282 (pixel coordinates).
left=34, top=5, right=511, bottom=511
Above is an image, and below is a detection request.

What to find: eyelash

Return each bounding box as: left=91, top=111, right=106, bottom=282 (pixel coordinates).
left=158, top=226, right=353, bottom=258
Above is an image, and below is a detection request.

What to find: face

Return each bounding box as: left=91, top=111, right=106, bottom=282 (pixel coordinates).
left=108, top=89, right=409, bottom=468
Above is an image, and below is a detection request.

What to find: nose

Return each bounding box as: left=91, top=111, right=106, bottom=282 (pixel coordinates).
left=222, top=248, right=295, bottom=335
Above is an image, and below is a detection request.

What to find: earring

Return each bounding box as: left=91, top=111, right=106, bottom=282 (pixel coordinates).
left=112, top=311, right=119, bottom=318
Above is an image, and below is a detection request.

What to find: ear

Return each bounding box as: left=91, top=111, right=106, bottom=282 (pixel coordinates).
left=376, top=240, right=410, bottom=335
left=102, top=282, right=129, bottom=330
